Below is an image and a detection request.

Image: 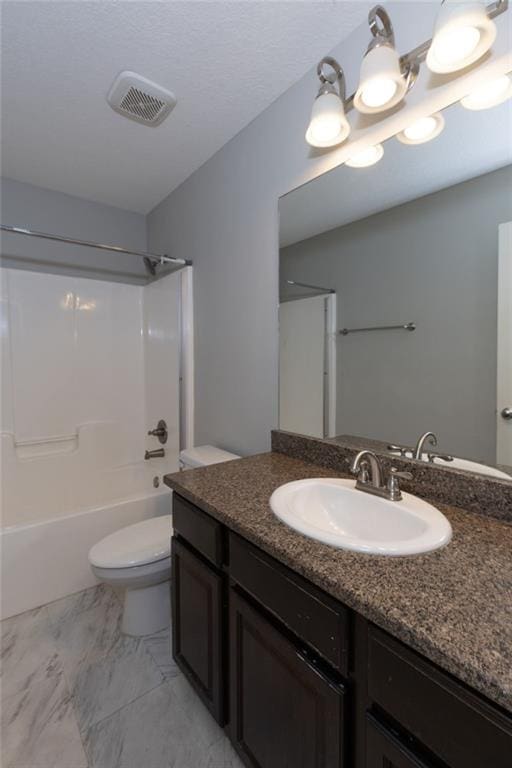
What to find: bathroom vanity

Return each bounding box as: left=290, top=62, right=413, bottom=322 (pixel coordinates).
left=164, top=445, right=512, bottom=768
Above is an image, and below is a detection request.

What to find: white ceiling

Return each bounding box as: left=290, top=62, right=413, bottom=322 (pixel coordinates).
left=279, top=98, right=512, bottom=247
left=0, top=1, right=370, bottom=214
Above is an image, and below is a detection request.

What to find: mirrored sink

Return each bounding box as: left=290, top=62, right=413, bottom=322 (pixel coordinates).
left=270, top=478, right=452, bottom=556
left=387, top=449, right=511, bottom=480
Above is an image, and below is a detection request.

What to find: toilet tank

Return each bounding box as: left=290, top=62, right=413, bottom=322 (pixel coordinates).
left=179, top=445, right=240, bottom=470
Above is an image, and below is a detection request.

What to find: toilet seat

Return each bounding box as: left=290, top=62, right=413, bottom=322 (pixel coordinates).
left=88, top=515, right=172, bottom=569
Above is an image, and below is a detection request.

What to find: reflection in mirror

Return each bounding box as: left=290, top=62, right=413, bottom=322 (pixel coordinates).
left=278, top=99, right=512, bottom=480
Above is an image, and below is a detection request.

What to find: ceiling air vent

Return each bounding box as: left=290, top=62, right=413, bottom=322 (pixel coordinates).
left=107, top=71, right=177, bottom=127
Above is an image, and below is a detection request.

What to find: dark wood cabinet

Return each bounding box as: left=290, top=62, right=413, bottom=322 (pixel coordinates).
left=173, top=493, right=224, bottom=567
left=230, top=532, right=349, bottom=675
left=170, top=493, right=512, bottom=768
left=367, top=626, right=512, bottom=768
left=366, top=717, right=431, bottom=768
left=171, top=537, right=225, bottom=723
left=229, top=587, right=346, bottom=768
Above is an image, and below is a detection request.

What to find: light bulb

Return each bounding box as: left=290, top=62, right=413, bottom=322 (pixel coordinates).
left=305, top=91, right=350, bottom=148
left=354, top=44, right=407, bottom=114
left=396, top=112, right=445, bottom=145
left=345, top=144, right=384, bottom=168
left=430, top=26, right=481, bottom=68
left=426, top=1, right=496, bottom=74
left=360, top=78, right=398, bottom=109
left=461, top=74, right=512, bottom=110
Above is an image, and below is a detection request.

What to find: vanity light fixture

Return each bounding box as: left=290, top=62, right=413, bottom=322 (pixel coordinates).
left=460, top=72, right=512, bottom=109
left=396, top=112, right=445, bottom=144
left=354, top=6, right=412, bottom=114
left=305, top=1, right=509, bottom=150
left=426, top=0, right=497, bottom=74
left=305, top=57, right=351, bottom=147
left=345, top=143, right=384, bottom=168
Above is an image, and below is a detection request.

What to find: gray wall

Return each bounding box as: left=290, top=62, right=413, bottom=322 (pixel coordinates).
left=147, top=5, right=450, bottom=456
left=1, top=178, right=148, bottom=283
left=281, top=166, right=512, bottom=463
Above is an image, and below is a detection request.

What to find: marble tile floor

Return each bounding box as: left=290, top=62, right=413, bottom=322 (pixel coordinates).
left=1, top=585, right=245, bottom=768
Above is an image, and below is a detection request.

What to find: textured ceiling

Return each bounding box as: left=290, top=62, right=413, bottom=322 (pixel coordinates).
left=0, top=1, right=369, bottom=213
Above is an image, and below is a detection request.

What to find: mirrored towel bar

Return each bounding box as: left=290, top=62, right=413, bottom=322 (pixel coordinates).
left=0, top=224, right=191, bottom=268
left=287, top=279, right=335, bottom=294
left=339, top=322, right=416, bottom=336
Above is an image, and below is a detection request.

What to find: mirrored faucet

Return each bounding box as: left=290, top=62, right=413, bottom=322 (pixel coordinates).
left=388, top=431, right=454, bottom=464
left=413, top=431, right=437, bottom=460
left=350, top=450, right=412, bottom=501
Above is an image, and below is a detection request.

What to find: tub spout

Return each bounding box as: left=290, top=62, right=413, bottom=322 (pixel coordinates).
left=144, top=448, right=165, bottom=460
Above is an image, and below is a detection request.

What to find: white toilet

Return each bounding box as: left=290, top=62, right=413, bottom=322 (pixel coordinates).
left=88, top=445, right=240, bottom=636
left=179, top=444, right=241, bottom=470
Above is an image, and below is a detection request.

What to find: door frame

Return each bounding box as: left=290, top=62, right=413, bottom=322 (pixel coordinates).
left=497, top=221, right=512, bottom=465
left=324, top=292, right=337, bottom=438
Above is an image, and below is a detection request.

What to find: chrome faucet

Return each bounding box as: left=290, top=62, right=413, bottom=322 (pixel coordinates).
left=413, top=431, right=437, bottom=460
left=350, top=450, right=412, bottom=501
left=350, top=450, right=383, bottom=489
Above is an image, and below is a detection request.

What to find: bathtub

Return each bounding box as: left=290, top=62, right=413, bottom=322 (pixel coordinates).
left=0, top=488, right=172, bottom=620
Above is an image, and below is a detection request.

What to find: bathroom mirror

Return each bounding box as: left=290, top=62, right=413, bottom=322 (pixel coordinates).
left=278, top=98, right=512, bottom=481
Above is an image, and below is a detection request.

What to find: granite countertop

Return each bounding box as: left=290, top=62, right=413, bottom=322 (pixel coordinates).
left=164, top=452, right=512, bottom=714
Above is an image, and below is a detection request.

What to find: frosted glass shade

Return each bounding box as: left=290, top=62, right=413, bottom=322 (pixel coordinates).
left=354, top=45, right=408, bottom=114
left=426, top=1, right=496, bottom=74
left=305, top=91, right=351, bottom=147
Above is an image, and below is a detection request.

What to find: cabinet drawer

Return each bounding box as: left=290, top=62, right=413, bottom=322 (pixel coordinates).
left=173, top=493, right=224, bottom=567
left=171, top=538, right=225, bottom=723
left=366, top=715, right=433, bottom=768
left=368, top=626, right=512, bottom=768
left=230, top=586, right=346, bottom=768
left=229, top=532, right=349, bottom=675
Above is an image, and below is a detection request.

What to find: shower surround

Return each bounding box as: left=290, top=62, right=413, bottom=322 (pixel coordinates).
left=0, top=268, right=181, bottom=618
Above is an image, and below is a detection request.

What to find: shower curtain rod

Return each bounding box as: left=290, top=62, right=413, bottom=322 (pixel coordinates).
left=0, top=224, right=191, bottom=268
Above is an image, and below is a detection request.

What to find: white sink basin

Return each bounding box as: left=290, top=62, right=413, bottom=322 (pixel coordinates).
left=270, top=478, right=452, bottom=556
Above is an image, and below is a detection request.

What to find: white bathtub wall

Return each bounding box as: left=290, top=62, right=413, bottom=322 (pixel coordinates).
left=1, top=269, right=147, bottom=527
left=1, top=267, right=182, bottom=617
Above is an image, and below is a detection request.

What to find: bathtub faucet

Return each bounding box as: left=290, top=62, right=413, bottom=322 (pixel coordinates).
left=144, top=448, right=165, bottom=460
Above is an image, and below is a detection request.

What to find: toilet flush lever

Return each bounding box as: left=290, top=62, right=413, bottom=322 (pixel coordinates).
left=147, top=419, right=168, bottom=444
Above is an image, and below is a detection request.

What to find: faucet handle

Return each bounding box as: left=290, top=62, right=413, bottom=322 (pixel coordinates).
left=389, top=467, right=413, bottom=480
left=387, top=444, right=409, bottom=456
left=147, top=419, right=168, bottom=444
left=386, top=467, right=413, bottom=501
left=427, top=452, right=454, bottom=463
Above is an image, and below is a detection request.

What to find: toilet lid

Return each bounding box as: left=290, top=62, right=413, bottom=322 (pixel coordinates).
left=180, top=445, right=240, bottom=468
left=89, top=515, right=172, bottom=569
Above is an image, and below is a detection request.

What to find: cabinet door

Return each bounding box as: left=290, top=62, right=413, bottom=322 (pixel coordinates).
left=229, top=587, right=345, bottom=768
left=171, top=537, right=225, bottom=723
left=366, top=716, right=431, bottom=768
